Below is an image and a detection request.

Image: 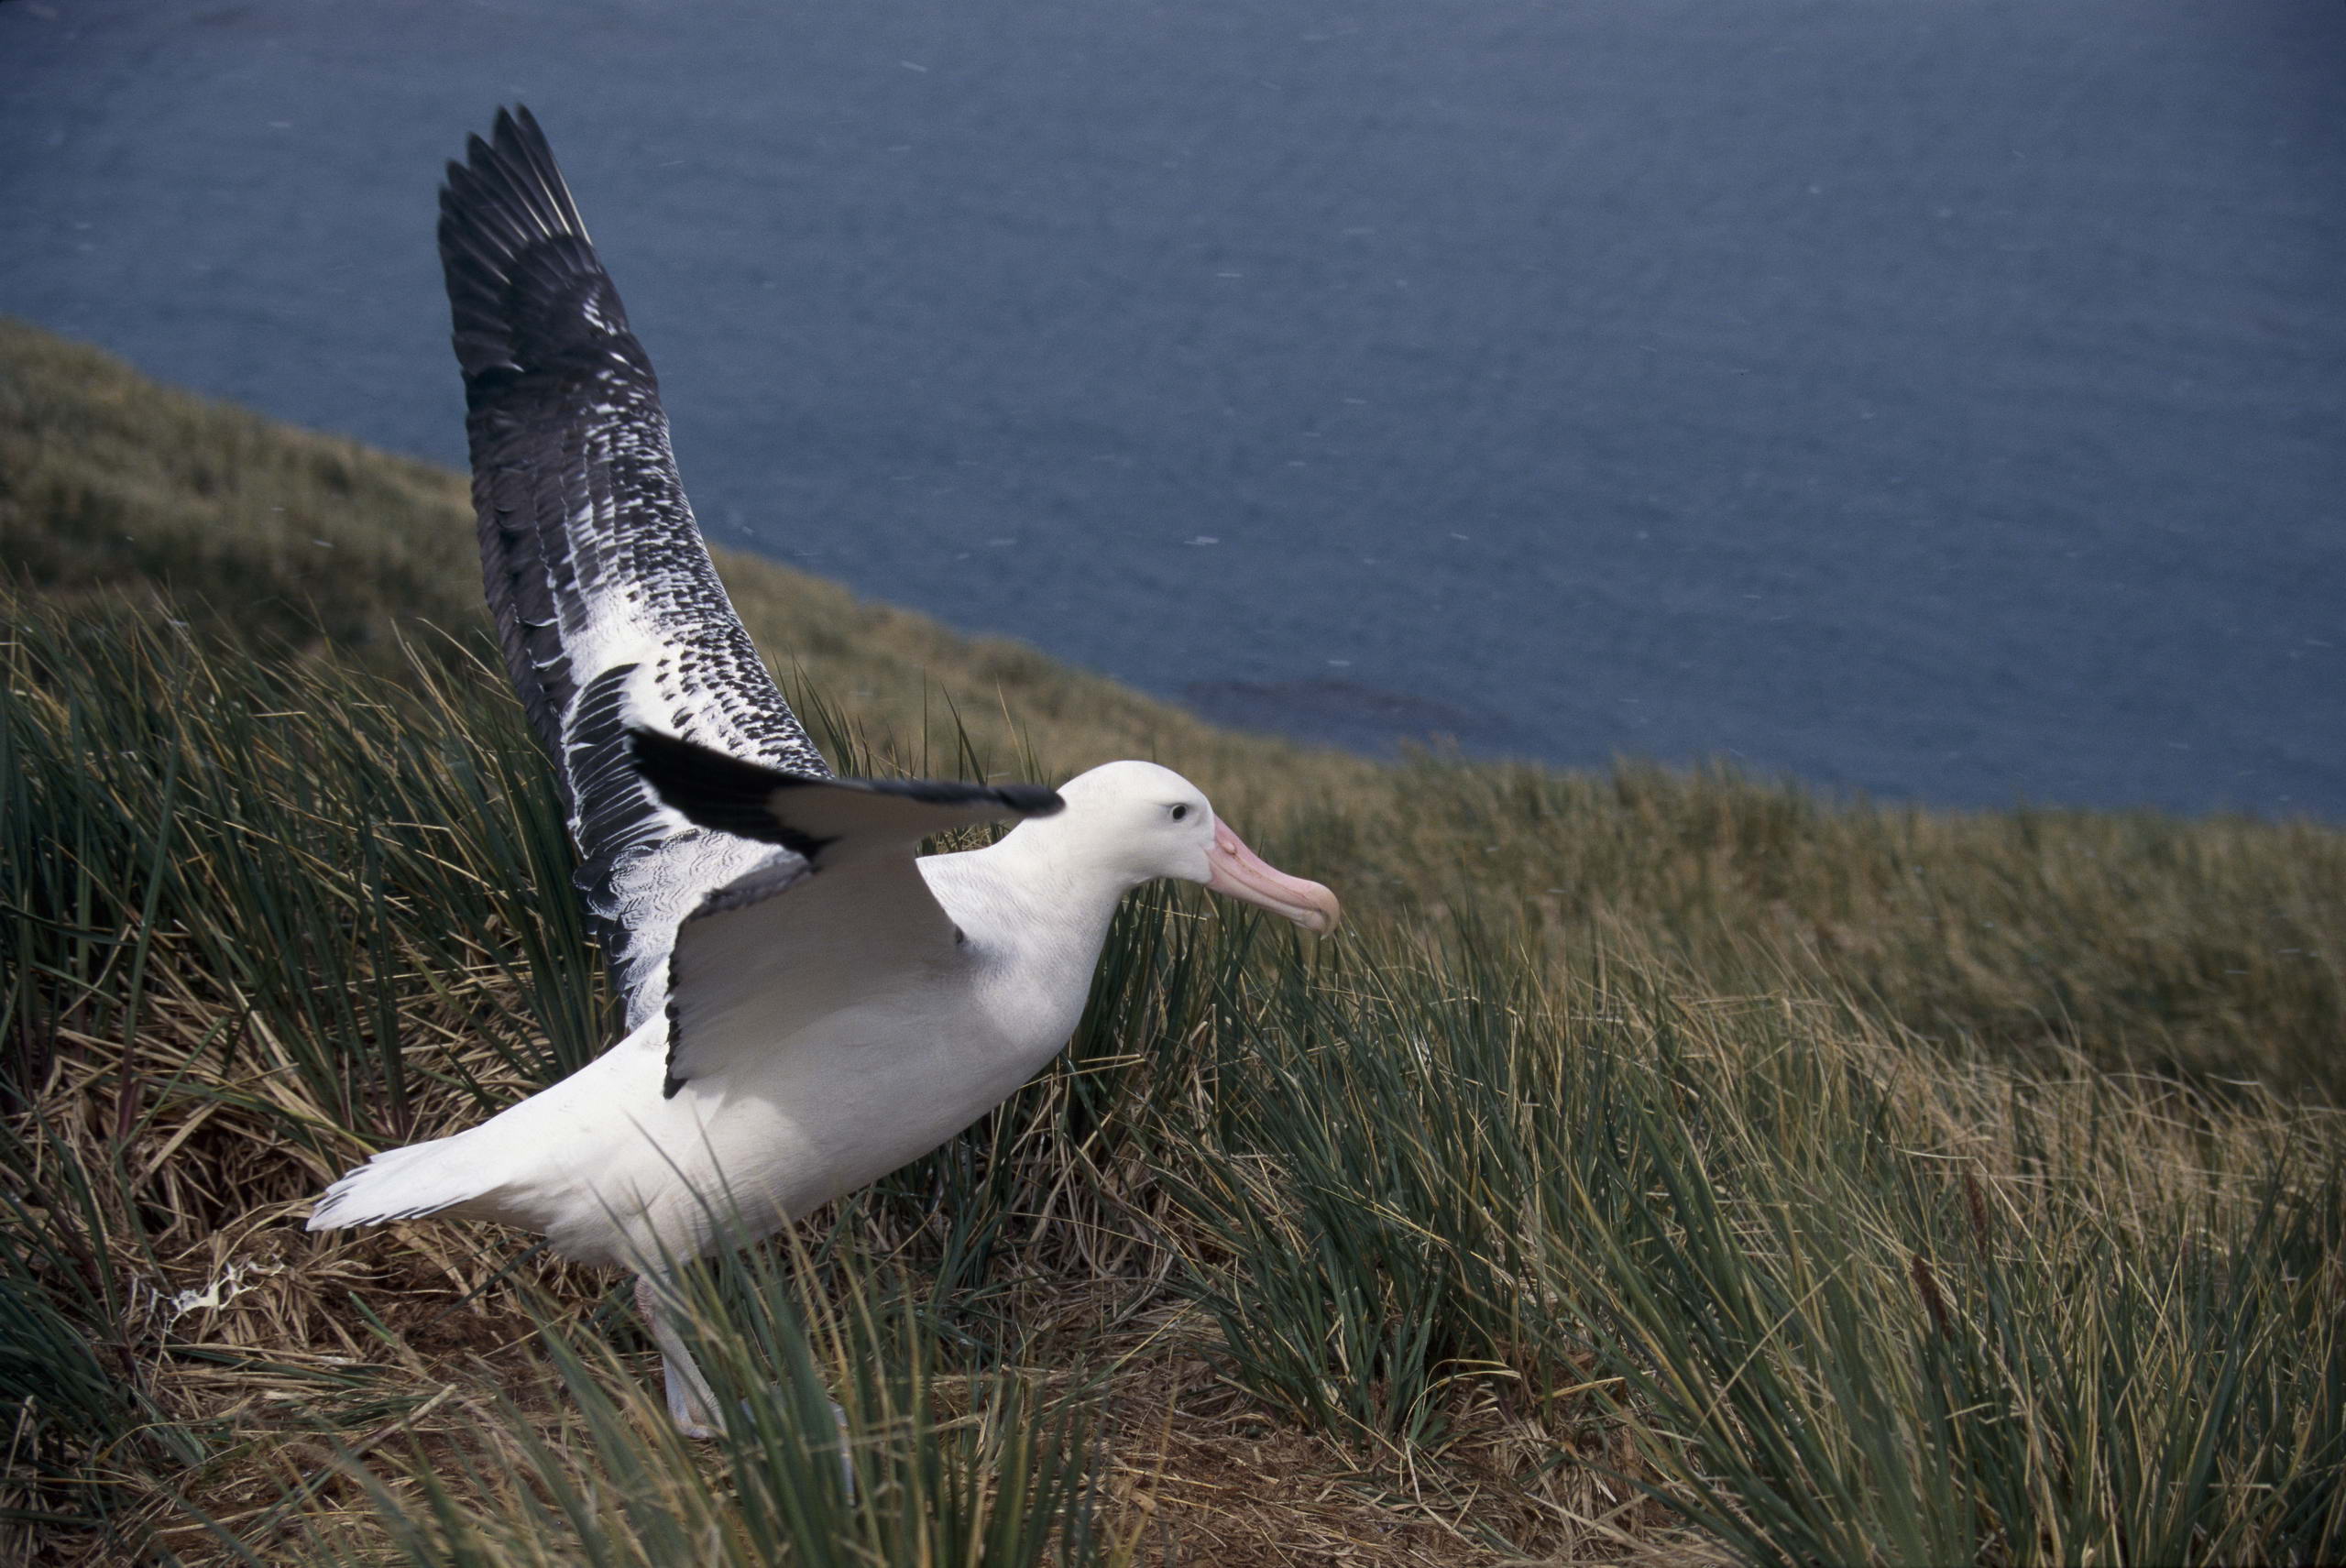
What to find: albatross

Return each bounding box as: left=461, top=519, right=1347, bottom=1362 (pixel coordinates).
left=305, top=107, right=1340, bottom=1437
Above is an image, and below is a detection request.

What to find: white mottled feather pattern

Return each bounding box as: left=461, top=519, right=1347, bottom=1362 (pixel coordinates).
left=436, top=107, right=827, bottom=1026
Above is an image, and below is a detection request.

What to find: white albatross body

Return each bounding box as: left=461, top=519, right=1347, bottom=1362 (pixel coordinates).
left=315, top=760, right=1317, bottom=1272
left=302, top=108, right=1339, bottom=1437
left=320, top=844, right=1103, bottom=1270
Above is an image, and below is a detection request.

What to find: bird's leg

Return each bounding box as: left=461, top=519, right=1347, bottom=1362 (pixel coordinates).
left=632, top=1272, right=853, bottom=1494
left=635, top=1269, right=724, bottom=1439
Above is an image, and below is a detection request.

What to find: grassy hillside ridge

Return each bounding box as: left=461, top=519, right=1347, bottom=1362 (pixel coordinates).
left=5, top=315, right=2340, bottom=1099
left=5, top=319, right=2343, bottom=1563
left=0, top=319, right=480, bottom=652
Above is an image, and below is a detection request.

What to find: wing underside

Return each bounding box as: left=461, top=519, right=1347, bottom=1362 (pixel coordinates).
left=439, top=107, right=828, bottom=1024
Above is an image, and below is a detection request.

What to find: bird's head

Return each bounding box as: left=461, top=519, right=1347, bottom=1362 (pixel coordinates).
left=1031, top=760, right=1341, bottom=934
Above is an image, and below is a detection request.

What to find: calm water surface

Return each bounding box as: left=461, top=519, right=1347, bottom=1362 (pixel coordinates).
left=4, top=0, right=2341, bottom=815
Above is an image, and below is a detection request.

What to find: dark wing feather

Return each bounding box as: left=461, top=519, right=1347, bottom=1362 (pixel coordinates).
left=440, top=106, right=828, bottom=1025
left=630, top=728, right=1064, bottom=857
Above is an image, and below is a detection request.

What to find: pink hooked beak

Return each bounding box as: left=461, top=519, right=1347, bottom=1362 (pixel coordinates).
left=1202, top=816, right=1342, bottom=935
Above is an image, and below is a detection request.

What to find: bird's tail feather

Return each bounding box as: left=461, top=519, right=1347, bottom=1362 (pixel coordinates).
left=306, top=1135, right=499, bottom=1231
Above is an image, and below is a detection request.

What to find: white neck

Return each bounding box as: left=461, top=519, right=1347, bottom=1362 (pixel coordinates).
left=947, top=823, right=1140, bottom=952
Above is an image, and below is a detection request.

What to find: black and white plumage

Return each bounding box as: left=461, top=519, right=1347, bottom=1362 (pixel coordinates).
left=308, top=107, right=1341, bottom=1440
left=442, top=106, right=826, bottom=1028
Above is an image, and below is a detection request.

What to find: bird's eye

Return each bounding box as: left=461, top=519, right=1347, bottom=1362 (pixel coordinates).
left=1169, top=804, right=1189, bottom=822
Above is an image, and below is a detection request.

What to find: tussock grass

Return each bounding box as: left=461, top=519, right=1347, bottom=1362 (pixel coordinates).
left=5, top=319, right=2344, bottom=1563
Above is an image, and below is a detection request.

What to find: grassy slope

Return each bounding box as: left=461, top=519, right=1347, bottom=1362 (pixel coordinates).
left=5, top=317, right=2343, bottom=1565
left=9, top=319, right=2340, bottom=1098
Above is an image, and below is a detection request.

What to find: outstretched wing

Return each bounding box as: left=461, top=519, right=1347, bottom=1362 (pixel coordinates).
left=440, top=106, right=827, bottom=1025
left=628, top=729, right=1065, bottom=1096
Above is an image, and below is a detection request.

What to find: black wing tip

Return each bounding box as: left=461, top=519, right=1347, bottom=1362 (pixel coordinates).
left=994, top=783, right=1066, bottom=817
left=626, top=726, right=1064, bottom=840
left=441, top=102, right=625, bottom=384
left=494, top=104, right=545, bottom=152
left=461, top=104, right=557, bottom=188
left=441, top=102, right=580, bottom=238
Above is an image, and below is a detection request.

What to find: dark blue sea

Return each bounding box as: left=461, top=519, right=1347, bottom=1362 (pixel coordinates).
left=4, top=0, right=2341, bottom=817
